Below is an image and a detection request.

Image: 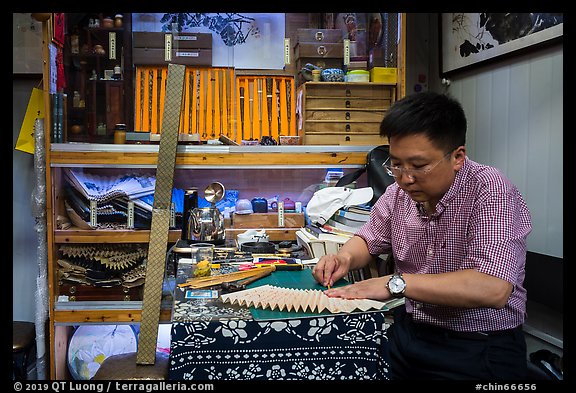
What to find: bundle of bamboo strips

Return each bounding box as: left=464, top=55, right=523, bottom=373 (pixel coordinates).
left=178, top=265, right=275, bottom=289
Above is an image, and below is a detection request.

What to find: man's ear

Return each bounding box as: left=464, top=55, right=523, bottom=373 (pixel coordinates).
left=453, top=146, right=466, bottom=170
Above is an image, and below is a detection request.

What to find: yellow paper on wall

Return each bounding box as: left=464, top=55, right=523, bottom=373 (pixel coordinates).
left=15, top=87, right=45, bottom=155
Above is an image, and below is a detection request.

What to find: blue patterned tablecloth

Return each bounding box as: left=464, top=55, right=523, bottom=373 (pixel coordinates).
left=168, top=310, right=390, bottom=381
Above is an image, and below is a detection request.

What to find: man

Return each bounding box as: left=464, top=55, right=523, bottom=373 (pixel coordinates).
left=312, top=92, right=531, bottom=380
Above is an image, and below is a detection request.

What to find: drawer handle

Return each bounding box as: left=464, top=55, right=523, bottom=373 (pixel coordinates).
left=345, top=112, right=351, bottom=120
left=345, top=136, right=351, bottom=142
left=315, top=31, right=324, bottom=41
left=345, top=89, right=351, bottom=97
left=317, top=45, right=326, bottom=56
left=345, top=100, right=351, bottom=108
left=346, top=124, right=351, bottom=132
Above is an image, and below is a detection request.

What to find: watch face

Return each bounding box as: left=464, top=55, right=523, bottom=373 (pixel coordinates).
left=389, top=276, right=406, bottom=294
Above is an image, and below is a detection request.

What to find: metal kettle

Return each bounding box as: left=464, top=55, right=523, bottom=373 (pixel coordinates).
left=183, top=182, right=226, bottom=242
left=189, top=207, right=225, bottom=241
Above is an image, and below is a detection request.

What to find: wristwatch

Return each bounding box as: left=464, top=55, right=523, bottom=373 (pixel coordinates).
left=386, top=273, right=406, bottom=298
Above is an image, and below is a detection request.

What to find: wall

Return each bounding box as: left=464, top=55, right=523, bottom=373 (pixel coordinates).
left=445, top=45, right=563, bottom=259
left=13, top=77, right=42, bottom=323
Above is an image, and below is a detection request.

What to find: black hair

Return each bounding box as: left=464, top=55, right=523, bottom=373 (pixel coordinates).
left=380, top=92, right=467, bottom=153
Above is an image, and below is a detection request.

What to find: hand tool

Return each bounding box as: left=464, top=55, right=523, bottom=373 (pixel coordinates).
left=266, top=77, right=273, bottom=136
left=158, top=68, right=163, bottom=133
left=139, top=69, right=145, bottom=130
left=239, top=86, right=245, bottom=140
left=195, top=69, right=201, bottom=134
left=227, top=68, right=233, bottom=138
left=285, top=79, right=291, bottom=135
left=248, top=80, right=254, bottom=140
left=219, top=69, right=225, bottom=136
left=187, top=69, right=193, bottom=134
left=148, top=69, right=154, bottom=133
left=276, top=79, right=282, bottom=136
left=211, top=70, right=216, bottom=138
left=202, top=69, right=208, bottom=139
left=257, top=78, right=263, bottom=140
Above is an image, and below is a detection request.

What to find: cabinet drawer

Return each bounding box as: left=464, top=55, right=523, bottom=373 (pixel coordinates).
left=304, top=83, right=396, bottom=99
left=301, top=121, right=381, bottom=134
left=305, top=109, right=385, bottom=122
left=296, top=28, right=344, bottom=43
left=302, top=133, right=387, bottom=146
left=59, top=284, right=143, bottom=301
left=294, top=43, right=343, bottom=59
left=304, top=97, right=393, bottom=110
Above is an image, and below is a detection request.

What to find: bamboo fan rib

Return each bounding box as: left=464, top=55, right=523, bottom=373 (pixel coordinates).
left=220, top=284, right=386, bottom=314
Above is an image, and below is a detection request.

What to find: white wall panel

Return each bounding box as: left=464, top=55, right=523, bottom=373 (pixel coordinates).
left=448, top=45, right=563, bottom=258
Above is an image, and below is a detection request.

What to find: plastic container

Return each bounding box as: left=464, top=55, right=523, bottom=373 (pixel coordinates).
left=346, top=70, right=370, bottom=82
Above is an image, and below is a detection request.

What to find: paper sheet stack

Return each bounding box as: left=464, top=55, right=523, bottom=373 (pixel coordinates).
left=220, top=284, right=386, bottom=314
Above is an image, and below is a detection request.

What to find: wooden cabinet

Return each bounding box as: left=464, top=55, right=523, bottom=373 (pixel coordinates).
left=296, top=82, right=396, bottom=145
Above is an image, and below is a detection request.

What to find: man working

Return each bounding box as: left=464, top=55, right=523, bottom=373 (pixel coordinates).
left=312, top=92, right=531, bottom=380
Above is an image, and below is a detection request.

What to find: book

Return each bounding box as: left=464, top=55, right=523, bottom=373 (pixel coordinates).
left=297, top=229, right=344, bottom=258
left=334, top=207, right=371, bottom=222
left=303, top=224, right=351, bottom=243
left=296, top=230, right=327, bottom=259
left=320, top=223, right=358, bottom=237
left=331, top=214, right=367, bottom=228
left=325, top=218, right=362, bottom=235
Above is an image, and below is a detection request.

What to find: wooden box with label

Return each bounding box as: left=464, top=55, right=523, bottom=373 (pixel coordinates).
left=133, top=32, right=213, bottom=66
left=296, top=82, right=396, bottom=145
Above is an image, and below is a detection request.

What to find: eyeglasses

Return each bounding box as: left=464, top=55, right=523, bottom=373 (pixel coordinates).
left=383, top=152, right=452, bottom=180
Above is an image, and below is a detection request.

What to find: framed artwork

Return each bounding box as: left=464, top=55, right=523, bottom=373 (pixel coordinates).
left=51, top=12, right=65, bottom=47
left=440, top=13, right=563, bottom=75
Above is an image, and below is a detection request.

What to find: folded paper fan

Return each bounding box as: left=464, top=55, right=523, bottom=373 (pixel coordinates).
left=220, top=285, right=386, bottom=314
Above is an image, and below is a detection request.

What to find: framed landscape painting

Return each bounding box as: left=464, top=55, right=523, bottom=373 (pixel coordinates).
left=441, top=13, right=563, bottom=75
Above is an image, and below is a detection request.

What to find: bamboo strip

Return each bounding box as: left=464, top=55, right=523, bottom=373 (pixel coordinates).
left=178, top=265, right=275, bottom=289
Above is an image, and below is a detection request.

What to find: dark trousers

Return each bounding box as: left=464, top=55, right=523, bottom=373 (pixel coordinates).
left=388, top=307, right=527, bottom=380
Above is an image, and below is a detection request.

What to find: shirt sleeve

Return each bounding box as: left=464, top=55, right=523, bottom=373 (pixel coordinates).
left=465, top=182, right=532, bottom=284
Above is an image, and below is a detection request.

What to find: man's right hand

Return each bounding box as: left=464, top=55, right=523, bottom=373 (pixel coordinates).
left=312, top=253, right=351, bottom=288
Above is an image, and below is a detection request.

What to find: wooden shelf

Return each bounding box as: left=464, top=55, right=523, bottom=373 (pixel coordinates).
left=53, top=307, right=172, bottom=324
left=55, top=228, right=300, bottom=243
left=49, top=145, right=371, bottom=167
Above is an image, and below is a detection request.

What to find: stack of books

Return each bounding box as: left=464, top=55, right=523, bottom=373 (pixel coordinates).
left=297, top=205, right=371, bottom=259
left=324, top=205, right=371, bottom=235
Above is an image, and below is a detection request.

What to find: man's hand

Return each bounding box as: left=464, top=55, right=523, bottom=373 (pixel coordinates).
left=312, top=253, right=351, bottom=288
left=324, top=276, right=392, bottom=301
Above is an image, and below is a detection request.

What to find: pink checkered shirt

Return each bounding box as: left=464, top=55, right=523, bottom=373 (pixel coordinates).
left=356, top=157, right=532, bottom=331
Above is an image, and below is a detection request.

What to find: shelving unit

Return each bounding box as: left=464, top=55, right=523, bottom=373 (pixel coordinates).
left=37, top=13, right=406, bottom=379
left=63, top=13, right=133, bottom=143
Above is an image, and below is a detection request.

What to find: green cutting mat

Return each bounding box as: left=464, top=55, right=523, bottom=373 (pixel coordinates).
left=246, top=269, right=352, bottom=321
